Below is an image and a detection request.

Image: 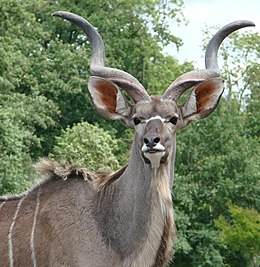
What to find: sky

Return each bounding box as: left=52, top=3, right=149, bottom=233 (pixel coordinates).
left=166, top=0, right=260, bottom=68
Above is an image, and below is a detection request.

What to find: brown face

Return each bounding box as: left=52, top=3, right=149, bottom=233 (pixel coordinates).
left=130, top=97, right=180, bottom=168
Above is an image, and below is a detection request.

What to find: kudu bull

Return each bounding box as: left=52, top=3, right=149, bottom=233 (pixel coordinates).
left=0, top=12, right=254, bottom=267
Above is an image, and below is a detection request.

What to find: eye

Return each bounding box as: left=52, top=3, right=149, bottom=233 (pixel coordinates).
left=169, top=116, right=178, bottom=125
left=133, top=117, right=141, bottom=125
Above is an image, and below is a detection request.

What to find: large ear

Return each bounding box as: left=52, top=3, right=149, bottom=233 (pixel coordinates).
left=88, top=76, right=133, bottom=126
left=180, top=78, right=224, bottom=128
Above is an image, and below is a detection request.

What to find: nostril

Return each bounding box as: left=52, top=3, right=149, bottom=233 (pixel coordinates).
left=144, top=138, right=149, bottom=144
left=143, top=136, right=161, bottom=149
left=154, top=137, right=160, bottom=144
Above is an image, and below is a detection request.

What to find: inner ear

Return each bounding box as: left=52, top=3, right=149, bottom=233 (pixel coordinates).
left=180, top=78, right=224, bottom=127
left=88, top=76, right=133, bottom=123
left=93, top=79, right=118, bottom=113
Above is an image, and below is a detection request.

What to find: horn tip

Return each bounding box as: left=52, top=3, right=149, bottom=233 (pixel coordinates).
left=249, top=21, right=255, bottom=27
left=234, top=20, right=255, bottom=28
left=52, top=11, right=67, bottom=17
left=241, top=20, right=255, bottom=27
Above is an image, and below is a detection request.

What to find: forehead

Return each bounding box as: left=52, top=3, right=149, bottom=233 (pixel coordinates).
left=133, top=97, right=178, bottom=118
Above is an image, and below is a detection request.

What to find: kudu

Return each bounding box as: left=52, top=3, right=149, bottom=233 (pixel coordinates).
left=0, top=12, right=254, bottom=267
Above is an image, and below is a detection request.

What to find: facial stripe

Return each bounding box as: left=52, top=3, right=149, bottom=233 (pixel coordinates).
left=31, top=186, right=41, bottom=267
left=144, top=116, right=166, bottom=123
left=8, top=197, right=25, bottom=267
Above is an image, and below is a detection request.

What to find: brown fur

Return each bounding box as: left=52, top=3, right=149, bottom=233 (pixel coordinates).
left=94, top=165, right=128, bottom=190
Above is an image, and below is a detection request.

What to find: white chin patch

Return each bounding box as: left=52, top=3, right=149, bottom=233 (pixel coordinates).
left=144, top=151, right=165, bottom=169
left=142, top=143, right=166, bottom=169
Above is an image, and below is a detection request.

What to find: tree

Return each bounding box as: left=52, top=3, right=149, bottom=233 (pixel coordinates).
left=215, top=205, right=260, bottom=267
left=0, top=93, right=57, bottom=194
left=51, top=121, right=119, bottom=172
left=171, top=98, right=259, bottom=267
left=202, top=25, right=260, bottom=105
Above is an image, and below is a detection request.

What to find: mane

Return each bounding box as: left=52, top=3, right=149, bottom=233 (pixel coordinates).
left=35, top=158, right=127, bottom=191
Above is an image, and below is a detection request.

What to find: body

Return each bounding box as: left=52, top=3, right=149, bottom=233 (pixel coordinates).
left=0, top=150, right=174, bottom=266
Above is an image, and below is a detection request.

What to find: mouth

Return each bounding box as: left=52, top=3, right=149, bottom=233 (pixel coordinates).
left=141, top=143, right=166, bottom=154
left=141, top=144, right=167, bottom=168
left=144, top=148, right=166, bottom=154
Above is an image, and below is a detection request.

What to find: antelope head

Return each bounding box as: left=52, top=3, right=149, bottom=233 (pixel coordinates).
left=53, top=12, right=254, bottom=172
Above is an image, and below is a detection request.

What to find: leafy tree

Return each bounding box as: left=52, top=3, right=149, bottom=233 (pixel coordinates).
left=51, top=121, right=119, bottom=172
left=215, top=205, right=260, bottom=267
left=1, top=0, right=189, bottom=143
left=171, top=98, right=259, bottom=267
left=0, top=93, right=57, bottom=194
left=202, top=25, right=259, bottom=104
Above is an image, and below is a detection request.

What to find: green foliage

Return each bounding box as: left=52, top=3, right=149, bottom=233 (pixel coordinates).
left=0, top=93, right=57, bottom=194
left=215, top=205, right=260, bottom=267
left=51, top=121, right=119, bottom=172
left=245, top=61, right=260, bottom=139
left=171, top=98, right=259, bottom=267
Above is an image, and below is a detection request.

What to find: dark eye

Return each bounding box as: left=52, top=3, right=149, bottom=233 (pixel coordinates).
left=133, top=117, right=141, bottom=125
left=169, top=116, right=178, bottom=125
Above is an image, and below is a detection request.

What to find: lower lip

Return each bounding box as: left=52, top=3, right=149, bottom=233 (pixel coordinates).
left=146, top=150, right=165, bottom=154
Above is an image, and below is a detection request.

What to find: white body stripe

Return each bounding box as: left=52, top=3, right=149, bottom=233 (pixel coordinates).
left=0, top=201, right=6, bottom=212
left=31, top=187, right=41, bottom=267
left=8, top=197, right=25, bottom=267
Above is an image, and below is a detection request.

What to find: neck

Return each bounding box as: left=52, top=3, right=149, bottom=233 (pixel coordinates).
left=94, top=138, right=176, bottom=266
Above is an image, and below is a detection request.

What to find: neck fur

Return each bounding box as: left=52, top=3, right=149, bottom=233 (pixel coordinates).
left=109, top=138, right=176, bottom=266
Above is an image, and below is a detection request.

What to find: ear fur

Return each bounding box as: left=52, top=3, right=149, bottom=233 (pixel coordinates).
left=88, top=76, right=133, bottom=124
left=180, top=78, right=224, bottom=127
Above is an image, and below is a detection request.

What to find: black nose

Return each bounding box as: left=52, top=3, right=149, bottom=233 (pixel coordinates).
left=144, top=136, right=160, bottom=149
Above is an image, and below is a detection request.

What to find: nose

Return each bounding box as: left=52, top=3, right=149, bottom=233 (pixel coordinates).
left=144, top=136, right=160, bottom=149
